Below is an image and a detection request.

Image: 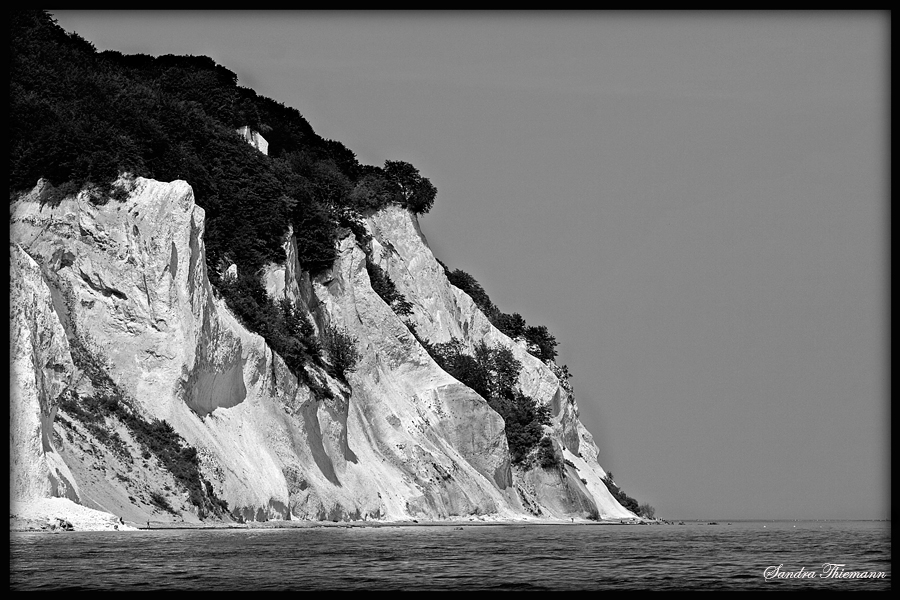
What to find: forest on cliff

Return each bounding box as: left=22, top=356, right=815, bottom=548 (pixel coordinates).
left=11, top=10, right=561, bottom=366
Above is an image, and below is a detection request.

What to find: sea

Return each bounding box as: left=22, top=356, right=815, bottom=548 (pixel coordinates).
left=9, top=520, right=890, bottom=591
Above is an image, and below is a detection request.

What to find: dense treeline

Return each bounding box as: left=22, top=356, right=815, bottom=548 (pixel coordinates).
left=602, top=472, right=654, bottom=518
left=10, top=11, right=435, bottom=275
left=11, top=10, right=432, bottom=380
left=437, top=261, right=559, bottom=363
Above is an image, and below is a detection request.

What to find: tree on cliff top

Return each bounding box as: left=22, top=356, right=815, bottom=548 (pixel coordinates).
left=384, top=160, right=437, bottom=214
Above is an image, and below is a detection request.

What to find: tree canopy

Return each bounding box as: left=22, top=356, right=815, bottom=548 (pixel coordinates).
left=10, top=10, right=438, bottom=282
left=384, top=160, right=437, bottom=214
left=442, top=264, right=559, bottom=363
left=10, top=9, right=441, bottom=389
left=424, top=339, right=552, bottom=465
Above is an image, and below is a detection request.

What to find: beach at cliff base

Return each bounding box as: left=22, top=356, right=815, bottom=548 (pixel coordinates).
left=10, top=497, right=138, bottom=532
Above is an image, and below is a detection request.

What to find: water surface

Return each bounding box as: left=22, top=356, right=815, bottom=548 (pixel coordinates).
left=10, top=521, right=890, bottom=590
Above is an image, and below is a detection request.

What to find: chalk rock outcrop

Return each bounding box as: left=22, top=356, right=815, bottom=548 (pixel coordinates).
left=9, top=177, right=635, bottom=523
left=10, top=244, right=80, bottom=507
left=364, top=206, right=633, bottom=519
left=236, top=126, right=269, bottom=156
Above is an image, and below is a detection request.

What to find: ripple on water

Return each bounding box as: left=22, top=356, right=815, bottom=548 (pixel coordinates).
left=10, top=522, right=891, bottom=591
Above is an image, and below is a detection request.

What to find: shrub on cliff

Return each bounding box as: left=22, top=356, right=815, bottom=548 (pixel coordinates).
left=322, top=322, right=361, bottom=380
left=149, top=490, right=176, bottom=514
left=425, top=339, right=550, bottom=465
left=445, top=269, right=497, bottom=318
left=537, top=436, right=562, bottom=470
left=499, top=397, right=551, bottom=464
left=494, top=312, right=526, bottom=339
left=123, top=414, right=229, bottom=518
left=601, top=473, right=643, bottom=516
left=442, top=264, right=559, bottom=363
left=366, top=259, right=413, bottom=316
left=59, top=331, right=229, bottom=518
left=215, top=272, right=321, bottom=377
left=523, top=324, right=558, bottom=363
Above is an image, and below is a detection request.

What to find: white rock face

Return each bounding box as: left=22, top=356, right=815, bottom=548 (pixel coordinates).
left=9, top=245, right=80, bottom=506
left=365, top=206, right=634, bottom=519
left=236, top=126, right=269, bottom=156
left=9, top=178, right=635, bottom=524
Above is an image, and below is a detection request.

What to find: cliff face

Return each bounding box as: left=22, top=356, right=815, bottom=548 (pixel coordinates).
left=9, top=177, right=635, bottom=523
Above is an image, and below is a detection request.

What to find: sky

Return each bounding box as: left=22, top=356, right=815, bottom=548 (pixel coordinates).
left=50, top=11, right=889, bottom=521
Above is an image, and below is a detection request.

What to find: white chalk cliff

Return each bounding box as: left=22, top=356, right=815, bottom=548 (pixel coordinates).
left=9, top=177, right=636, bottom=524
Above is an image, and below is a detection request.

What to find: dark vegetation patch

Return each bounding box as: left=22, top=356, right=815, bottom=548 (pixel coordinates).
left=11, top=9, right=435, bottom=381
left=537, top=436, right=563, bottom=471
left=215, top=271, right=358, bottom=386
left=414, top=336, right=553, bottom=468
left=56, top=390, right=129, bottom=460
left=215, top=273, right=321, bottom=381
left=123, top=413, right=228, bottom=518
left=340, top=207, right=415, bottom=319
left=366, top=259, right=413, bottom=316
left=439, top=263, right=560, bottom=364
left=59, top=332, right=229, bottom=519
left=601, top=472, right=654, bottom=518
left=321, top=322, right=361, bottom=381
left=149, top=490, right=176, bottom=514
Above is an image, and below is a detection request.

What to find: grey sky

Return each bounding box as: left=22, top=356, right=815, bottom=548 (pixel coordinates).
left=50, top=11, right=889, bottom=520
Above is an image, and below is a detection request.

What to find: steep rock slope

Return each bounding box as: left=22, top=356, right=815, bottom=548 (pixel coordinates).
left=10, top=244, right=80, bottom=505
left=364, top=206, right=633, bottom=519
left=9, top=177, right=635, bottom=523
